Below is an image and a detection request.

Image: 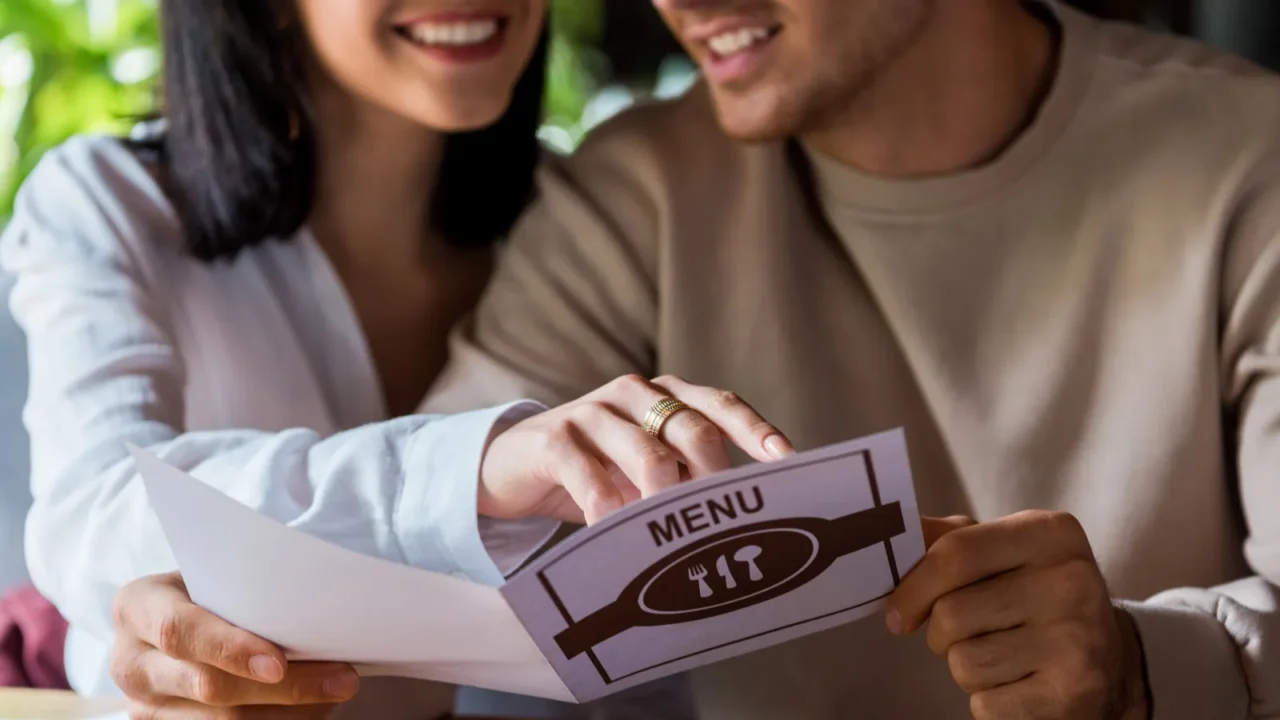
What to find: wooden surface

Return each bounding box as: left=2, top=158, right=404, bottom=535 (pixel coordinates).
left=0, top=689, right=126, bottom=719
left=0, top=689, right=533, bottom=719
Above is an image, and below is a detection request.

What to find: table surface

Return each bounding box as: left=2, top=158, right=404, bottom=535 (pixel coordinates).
left=0, top=691, right=532, bottom=720
left=0, top=689, right=126, bottom=719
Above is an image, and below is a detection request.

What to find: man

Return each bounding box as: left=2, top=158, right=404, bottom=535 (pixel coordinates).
left=425, top=0, right=1279, bottom=717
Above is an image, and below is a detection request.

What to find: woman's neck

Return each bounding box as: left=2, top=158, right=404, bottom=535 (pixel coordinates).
left=308, top=77, right=447, bottom=268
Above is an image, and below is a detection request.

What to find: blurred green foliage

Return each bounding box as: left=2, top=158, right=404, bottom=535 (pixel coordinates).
left=0, top=0, right=159, bottom=218
left=0, top=0, right=621, bottom=221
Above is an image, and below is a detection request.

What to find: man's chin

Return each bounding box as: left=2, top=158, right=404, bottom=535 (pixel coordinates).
left=709, top=90, right=798, bottom=143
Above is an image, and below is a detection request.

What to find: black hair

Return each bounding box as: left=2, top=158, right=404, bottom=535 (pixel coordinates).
left=140, top=1, right=547, bottom=262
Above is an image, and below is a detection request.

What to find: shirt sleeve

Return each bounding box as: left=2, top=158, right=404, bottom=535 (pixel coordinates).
left=1, top=140, right=556, bottom=645
left=1119, top=147, right=1280, bottom=720
left=424, top=123, right=699, bottom=720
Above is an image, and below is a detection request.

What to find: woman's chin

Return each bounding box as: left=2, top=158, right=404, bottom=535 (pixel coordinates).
left=403, top=96, right=513, bottom=134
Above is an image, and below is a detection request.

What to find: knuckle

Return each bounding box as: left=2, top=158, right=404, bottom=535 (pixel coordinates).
left=947, top=651, right=978, bottom=693
left=570, top=400, right=607, bottom=422
left=1047, top=510, right=1085, bottom=538
left=288, top=680, right=315, bottom=705
left=128, top=701, right=161, bottom=720
left=651, top=374, right=679, bottom=387
left=155, top=610, right=186, bottom=656
left=1064, top=556, right=1099, bottom=586
left=1028, top=509, right=1088, bottom=546
left=542, top=419, right=578, bottom=453
left=1052, top=623, right=1108, bottom=681
left=948, top=640, right=997, bottom=693
left=928, top=595, right=962, bottom=645
left=286, top=678, right=326, bottom=706
left=930, top=534, right=972, bottom=580
left=747, top=418, right=777, bottom=440
left=969, top=690, right=1004, bottom=720
left=1049, top=659, right=1108, bottom=710
left=188, top=665, right=224, bottom=705
left=1053, top=559, right=1104, bottom=607
left=708, top=388, right=743, bottom=411
left=109, top=643, right=139, bottom=691
left=112, top=586, right=133, bottom=631
left=685, top=418, right=724, bottom=447
left=634, top=442, right=676, bottom=475
left=612, top=373, right=650, bottom=394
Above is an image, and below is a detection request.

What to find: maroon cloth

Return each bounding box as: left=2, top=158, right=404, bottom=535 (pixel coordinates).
left=0, top=585, right=71, bottom=689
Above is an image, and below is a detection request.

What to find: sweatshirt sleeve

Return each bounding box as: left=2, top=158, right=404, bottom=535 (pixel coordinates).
left=1119, top=145, right=1280, bottom=720
left=426, top=136, right=664, bottom=415
left=1, top=139, right=556, bottom=645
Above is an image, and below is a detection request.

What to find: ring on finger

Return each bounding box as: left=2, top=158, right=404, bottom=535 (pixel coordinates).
left=641, top=397, right=693, bottom=438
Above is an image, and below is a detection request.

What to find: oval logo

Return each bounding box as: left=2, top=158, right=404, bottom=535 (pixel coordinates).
left=637, top=528, right=820, bottom=616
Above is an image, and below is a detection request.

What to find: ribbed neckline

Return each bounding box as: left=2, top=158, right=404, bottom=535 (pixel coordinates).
left=805, top=0, right=1099, bottom=219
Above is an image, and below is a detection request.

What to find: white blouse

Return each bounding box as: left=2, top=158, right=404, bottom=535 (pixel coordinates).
left=0, top=135, right=557, bottom=696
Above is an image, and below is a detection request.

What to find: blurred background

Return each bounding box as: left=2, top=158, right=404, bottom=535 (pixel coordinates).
left=0, top=0, right=1279, bottom=593
left=0, top=0, right=702, bottom=594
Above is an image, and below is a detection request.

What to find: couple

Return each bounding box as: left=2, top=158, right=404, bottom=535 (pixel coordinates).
left=4, top=0, right=1278, bottom=718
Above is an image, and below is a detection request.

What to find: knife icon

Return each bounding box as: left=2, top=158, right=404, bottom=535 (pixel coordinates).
left=715, top=553, right=737, bottom=590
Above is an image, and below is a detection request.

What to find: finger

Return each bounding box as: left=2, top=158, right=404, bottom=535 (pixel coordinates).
left=113, top=637, right=162, bottom=700
left=888, top=512, right=1088, bottom=634
left=551, top=424, right=626, bottom=524
left=238, top=705, right=340, bottom=719
left=652, top=406, right=732, bottom=479
left=134, top=648, right=359, bottom=707
left=116, top=574, right=286, bottom=683
left=970, top=674, right=1056, bottom=720
left=593, top=374, right=731, bottom=476
left=947, top=627, right=1039, bottom=695
left=925, top=568, right=1030, bottom=656
left=652, top=376, right=795, bottom=463
left=922, top=515, right=977, bottom=549
left=572, top=404, right=683, bottom=499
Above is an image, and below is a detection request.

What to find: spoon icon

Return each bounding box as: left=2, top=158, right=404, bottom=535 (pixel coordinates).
left=733, top=545, right=764, bottom=582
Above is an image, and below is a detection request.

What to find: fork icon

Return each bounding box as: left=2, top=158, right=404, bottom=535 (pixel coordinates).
left=688, top=564, right=713, bottom=598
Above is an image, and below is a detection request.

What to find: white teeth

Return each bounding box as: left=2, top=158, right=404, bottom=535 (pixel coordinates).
left=405, top=19, right=499, bottom=47
left=707, top=26, right=772, bottom=57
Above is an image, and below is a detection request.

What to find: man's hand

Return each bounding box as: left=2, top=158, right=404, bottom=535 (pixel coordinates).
left=886, top=512, right=1150, bottom=720
left=112, top=572, right=359, bottom=719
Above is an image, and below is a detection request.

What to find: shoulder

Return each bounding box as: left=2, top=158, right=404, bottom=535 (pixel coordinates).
left=1082, top=9, right=1280, bottom=141
left=1091, top=12, right=1273, bottom=79
left=524, top=85, right=777, bottom=259
left=1049, top=5, right=1280, bottom=221
left=1, top=134, right=185, bottom=279
left=545, top=84, right=756, bottom=201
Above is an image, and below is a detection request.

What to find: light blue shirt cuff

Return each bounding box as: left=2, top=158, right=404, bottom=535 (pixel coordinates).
left=395, top=401, right=557, bottom=586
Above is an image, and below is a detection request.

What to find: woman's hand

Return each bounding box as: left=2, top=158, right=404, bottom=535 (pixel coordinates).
left=111, top=572, right=359, bottom=719
left=479, top=374, right=795, bottom=525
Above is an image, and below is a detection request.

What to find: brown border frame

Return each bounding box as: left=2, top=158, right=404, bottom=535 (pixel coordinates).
left=536, top=447, right=904, bottom=685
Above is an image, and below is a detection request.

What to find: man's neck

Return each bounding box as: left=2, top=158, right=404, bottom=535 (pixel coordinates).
left=308, top=76, right=446, bottom=269
left=803, top=0, right=1058, bottom=179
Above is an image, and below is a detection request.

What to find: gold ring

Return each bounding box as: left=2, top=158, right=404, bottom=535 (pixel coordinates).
left=641, top=397, right=691, bottom=437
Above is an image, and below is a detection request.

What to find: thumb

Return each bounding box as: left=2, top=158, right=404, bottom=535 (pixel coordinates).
left=920, top=515, right=977, bottom=549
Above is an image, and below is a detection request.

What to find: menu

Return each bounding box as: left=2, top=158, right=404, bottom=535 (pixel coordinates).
left=136, top=428, right=924, bottom=703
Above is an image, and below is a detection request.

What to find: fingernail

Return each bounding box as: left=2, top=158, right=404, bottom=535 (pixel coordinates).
left=885, top=609, right=904, bottom=635
left=324, top=670, right=359, bottom=699
left=250, top=655, right=283, bottom=682
left=764, top=435, right=794, bottom=460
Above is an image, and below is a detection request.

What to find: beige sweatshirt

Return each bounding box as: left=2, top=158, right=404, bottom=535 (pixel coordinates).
left=431, top=2, right=1280, bottom=717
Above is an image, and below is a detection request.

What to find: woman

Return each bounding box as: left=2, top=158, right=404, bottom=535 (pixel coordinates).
left=1, top=0, right=792, bottom=717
